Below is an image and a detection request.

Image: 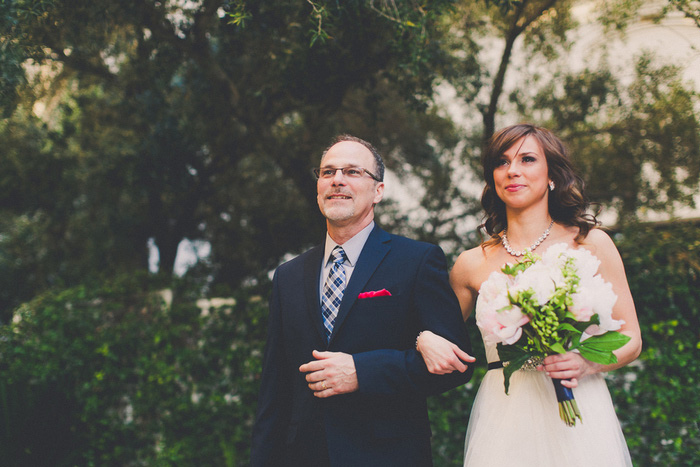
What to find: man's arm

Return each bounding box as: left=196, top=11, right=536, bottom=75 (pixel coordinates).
left=301, top=245, right=474, bottom=398
left=250, top=273, right=292, bottom=467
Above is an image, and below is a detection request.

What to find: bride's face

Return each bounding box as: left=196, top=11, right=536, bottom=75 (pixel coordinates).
left=493, top=135, right=550, bottom=210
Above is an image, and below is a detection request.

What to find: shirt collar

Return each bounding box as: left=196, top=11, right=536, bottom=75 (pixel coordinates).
left=323, top=221, right=375, bottom=267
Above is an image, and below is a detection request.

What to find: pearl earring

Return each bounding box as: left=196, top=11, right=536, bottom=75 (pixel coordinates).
left=549, top=181, right=555, bottom=191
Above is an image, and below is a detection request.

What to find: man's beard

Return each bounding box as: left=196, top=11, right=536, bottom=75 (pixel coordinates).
left=321, top=203, right=355, bottom=222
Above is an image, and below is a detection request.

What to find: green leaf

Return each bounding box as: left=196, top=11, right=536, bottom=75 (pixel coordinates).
left=570, top=332, right=582, bottom=349
left=501, top=353, right=533, bottom=395
left=556, top=322, right=579, bottom=333
left=580, top=331, right=631, bottom=351
left=577, top=346, right=619, bottom=365
left=496, top=342, right=528, bottom=362
left=502, top=257, right=536, bottom=276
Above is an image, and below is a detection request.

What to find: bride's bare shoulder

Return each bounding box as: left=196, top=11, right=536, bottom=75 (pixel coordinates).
left=579, top=227, right=618, bottom=256
left=454, top=244, right=488, bottom=269
left=451, top=243, right=500, bottom=290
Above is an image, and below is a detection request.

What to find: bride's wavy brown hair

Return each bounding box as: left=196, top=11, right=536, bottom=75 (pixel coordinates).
left=480, top=124, right=599, bottom=246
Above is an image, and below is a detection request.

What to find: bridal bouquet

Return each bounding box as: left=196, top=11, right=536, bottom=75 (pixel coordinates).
left=476, top=243, right=630, bottom=426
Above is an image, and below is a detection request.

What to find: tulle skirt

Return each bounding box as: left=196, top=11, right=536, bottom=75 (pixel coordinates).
left=464, top=368, right=632, bottom=467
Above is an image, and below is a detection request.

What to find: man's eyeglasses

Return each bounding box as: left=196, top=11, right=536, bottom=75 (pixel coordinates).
left=313, top=166, right=382, bottom=182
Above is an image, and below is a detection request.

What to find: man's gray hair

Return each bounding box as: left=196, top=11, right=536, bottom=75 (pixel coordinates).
left=321, top=134, right=385, bottom=182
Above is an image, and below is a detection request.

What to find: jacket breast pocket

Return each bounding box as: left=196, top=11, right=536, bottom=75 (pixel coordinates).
left=346, top=294, right=413, bottom=344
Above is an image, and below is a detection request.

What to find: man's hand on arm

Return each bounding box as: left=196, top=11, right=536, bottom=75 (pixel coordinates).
left=299, top=350, right=359, bottom=398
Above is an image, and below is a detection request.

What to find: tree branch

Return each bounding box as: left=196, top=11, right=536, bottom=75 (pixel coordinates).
left=482, top=0, right=560, bottom=144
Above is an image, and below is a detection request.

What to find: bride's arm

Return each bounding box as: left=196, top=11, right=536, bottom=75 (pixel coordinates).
left=542, top=229, right=642, bottom=387
left=416, top=250, right=479, bottom=375
left=416, top=330, right=475, bottom=374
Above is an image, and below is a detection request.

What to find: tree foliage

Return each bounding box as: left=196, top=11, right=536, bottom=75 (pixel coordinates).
left=0, top=0, right=482, bottom=319
left=480, top=0, right=574, bottom=143
left=2, top=0, right=699, bottom=318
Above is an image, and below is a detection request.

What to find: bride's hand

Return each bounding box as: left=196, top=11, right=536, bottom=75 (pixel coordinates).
left=539, top=352, right=603, bottom=388
left=416, top=330, right=475, bottom=375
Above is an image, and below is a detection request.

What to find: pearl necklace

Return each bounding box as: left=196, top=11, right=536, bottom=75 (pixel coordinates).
left=501, top=220, right=554, bottom=257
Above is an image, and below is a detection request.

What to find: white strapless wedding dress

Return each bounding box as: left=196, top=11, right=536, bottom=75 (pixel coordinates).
left=463, top=297, right=633, bottom=466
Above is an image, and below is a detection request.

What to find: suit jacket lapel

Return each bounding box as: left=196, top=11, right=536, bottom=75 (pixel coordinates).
left=303, top=245, right=327, bottom=343
left=329, top=225, right=391, bottom=344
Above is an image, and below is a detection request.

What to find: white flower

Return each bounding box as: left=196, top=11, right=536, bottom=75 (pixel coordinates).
left=479, top=269, right=512, bottom=303
left=476, top=294, right=530, bottom=345
left=477, top=271, right=509, bottom=316
left=478, top=307, right=525, bottom=345
left=497, top=304, right=531, bottom=344
left=582, top=317, right=624, bottom=340
left=541, top=242, right=570, bottom=264
left=597, top=303, right=625, bottom=331
left=542, top=243, right=600, bottom=280
left=575, top=274, right=621, bottom=330
left=510, top=261, right=560, bottom=305
left=568, top=248, right=601, bottom=280
left=569, top=290, right=596, bottom=322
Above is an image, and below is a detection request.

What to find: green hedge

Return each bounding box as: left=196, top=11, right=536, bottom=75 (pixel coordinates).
left=609, top=222, right=700, bottom=464
left=1, top=222, right=698, bottom=465
left=0, top=274, right=267, bottom=466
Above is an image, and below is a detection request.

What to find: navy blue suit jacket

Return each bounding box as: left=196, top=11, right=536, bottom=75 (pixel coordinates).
left=251, top=226, right=473, bottom=467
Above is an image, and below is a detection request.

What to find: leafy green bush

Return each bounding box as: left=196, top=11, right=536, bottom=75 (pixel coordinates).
left=608, top=222, right=700, bottom=464
left=0, top=273, right=268, bottom=466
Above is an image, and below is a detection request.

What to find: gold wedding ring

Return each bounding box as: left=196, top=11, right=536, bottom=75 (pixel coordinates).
left=321, top=381, right=327, bottom=390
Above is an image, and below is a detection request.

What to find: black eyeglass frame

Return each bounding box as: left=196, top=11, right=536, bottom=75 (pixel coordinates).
left=313, top=166, right=382, bottom=182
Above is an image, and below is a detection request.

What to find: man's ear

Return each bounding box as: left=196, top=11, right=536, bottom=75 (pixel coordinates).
left=373, top=182, right=385, bottom=205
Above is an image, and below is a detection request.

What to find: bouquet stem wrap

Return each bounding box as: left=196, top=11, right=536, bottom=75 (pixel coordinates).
left=552, top=378, right=582, bottom=426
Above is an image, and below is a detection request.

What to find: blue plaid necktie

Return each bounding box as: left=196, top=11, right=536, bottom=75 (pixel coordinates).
left=321, top=246, right=348, bottom=341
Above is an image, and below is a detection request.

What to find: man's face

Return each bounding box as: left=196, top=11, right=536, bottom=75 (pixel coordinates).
left=316, top=141, right=384, bottom=229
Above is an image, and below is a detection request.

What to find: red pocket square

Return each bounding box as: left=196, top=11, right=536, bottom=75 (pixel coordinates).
left=358, top=289, right=392, bottom=299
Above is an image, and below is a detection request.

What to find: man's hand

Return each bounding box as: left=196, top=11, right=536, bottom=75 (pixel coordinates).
left=299, top=350, right=359, bottom=398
